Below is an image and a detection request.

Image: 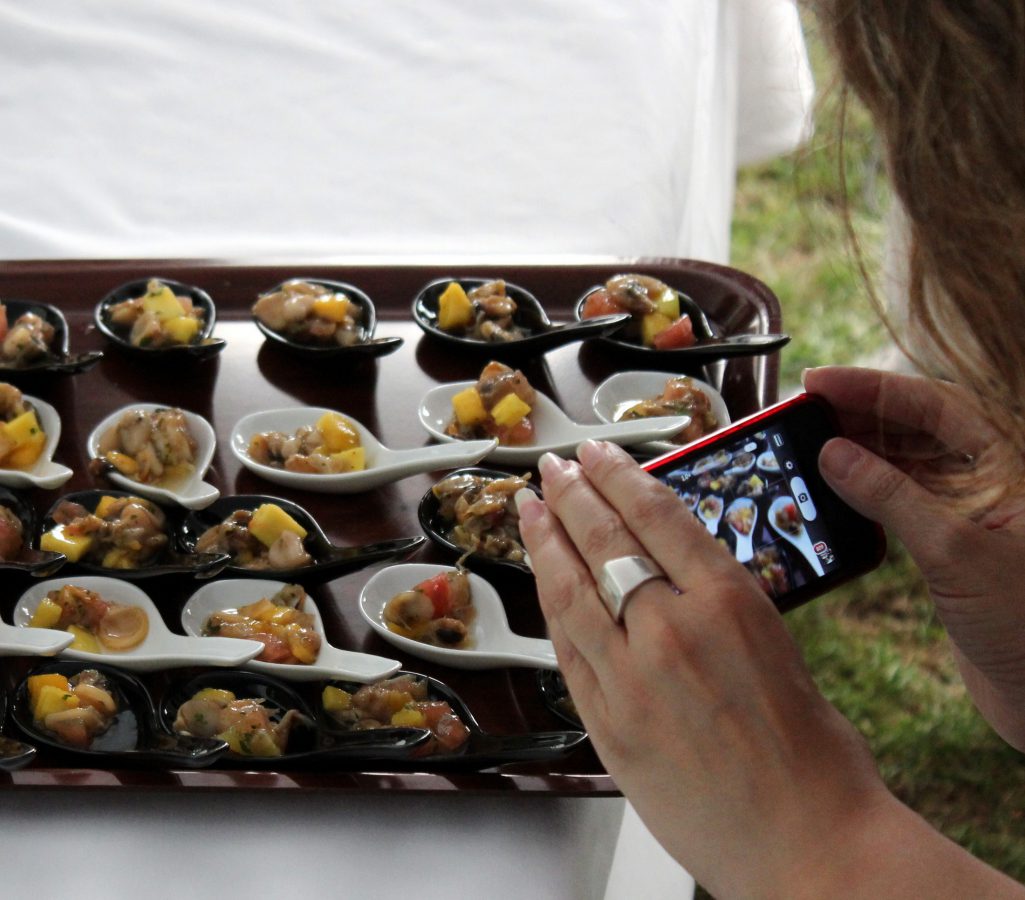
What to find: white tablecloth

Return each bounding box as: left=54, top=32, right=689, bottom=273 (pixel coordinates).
left=0, top=3, right=810, bottom=897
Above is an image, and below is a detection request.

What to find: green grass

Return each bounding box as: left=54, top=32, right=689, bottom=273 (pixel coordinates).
left=727, top=14, right=1025, bottom=889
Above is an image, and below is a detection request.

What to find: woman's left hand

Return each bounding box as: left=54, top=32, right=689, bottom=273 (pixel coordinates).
left=516, top=440, right=897, bottom=898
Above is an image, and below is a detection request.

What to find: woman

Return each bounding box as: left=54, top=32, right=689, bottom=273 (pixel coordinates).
left=517, top=2, right=1025, bottom=895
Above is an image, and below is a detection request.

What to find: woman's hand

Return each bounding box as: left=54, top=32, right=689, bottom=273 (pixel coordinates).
left=518, top=440, right=1025, bottom=898
left=517, top=442, right=893, bottom=897
left=805, top=366, right=1025, bottom=750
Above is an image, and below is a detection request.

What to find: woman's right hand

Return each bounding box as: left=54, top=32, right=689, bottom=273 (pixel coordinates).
left=804, top=366, right=1025, bottom=750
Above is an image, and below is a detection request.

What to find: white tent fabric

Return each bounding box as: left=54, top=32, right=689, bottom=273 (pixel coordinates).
left=0, top=3, right=811, bottom=898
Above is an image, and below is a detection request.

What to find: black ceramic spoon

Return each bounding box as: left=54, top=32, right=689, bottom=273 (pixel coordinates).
left=0, top=299, right=103, bottom=376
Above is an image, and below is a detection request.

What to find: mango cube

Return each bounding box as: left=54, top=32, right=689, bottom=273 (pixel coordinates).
left=437, top=282, right=474, bottom=331
left=391, top=707, right=427, bottom=728
left=40, top=524, right=93, bottom=563
left=654, top=290, right=680, bottom=321
left=322, top=686, right=352, bottom=713
left=140, top=281, right=186, bottom=321
left=29, top=597, right=63, bottom=629
left=451, top=387, right=488, bottom=427
left=316, top=412, right=360, bottom=452
left=490, top=393, right=532, bottom=429
left=3, top=433, right=44, bottom=468
left=33, top=683, right=79, bottom=721
left=94, top=495, right=121, bottom=519
left=195, top=688, right=235, bottom=705
left=163, top=315, right=200, bottom=344
left=248, top=503, right=307, bottom=549
left=330, top=446, right=365, bottom=472
left=28, top=673, right=70, bottom=707
left=219, top=725, right=281, bottom=758
left=101, top=548, right=135, bottom=569
left=311, top=294, right=353, bottom=323
left=104, top=450, right=139, bottom=477
left=67, top=624, right=101, bottom=654
left=641, top=312, right=673, bottom=347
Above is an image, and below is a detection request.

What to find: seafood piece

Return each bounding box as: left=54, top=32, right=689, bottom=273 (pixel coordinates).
left=322, top=673, right=470, bottom=753
left=0, top=383, right=46, bottom=470
left=446, top=361, right=536, bottom=446
left=748, top=547, right=790, bottom=598
left=0, top=304, right=55, bottom=366
left=91, top=408, right=196, bottom=486
left=106, top=280, right=205, bottom=348
left=581, top=274, right=696, bottom=349
left=383, top=569, right=474, bottom=648
left=174, top=687, right=308, bottom=757
left=0, top=503, right=25, bottom=559
left=41, top=495, right=169, bottom=568
left=252, top=279, right=361, bottom=347
left=28, top=583, right=149, bottom=653
left=435, top=280, right=528, bottom=342
left=248, top=411, right=365, bottom=474
left=28, top=668, right=118, bottom=749
left=432, top=471, right=530, bottom=562
left=203, top=583, right=321, bottom=664
left=617, top=376, right=720, bottom=444
left=194, top=504, right=314, bottom=570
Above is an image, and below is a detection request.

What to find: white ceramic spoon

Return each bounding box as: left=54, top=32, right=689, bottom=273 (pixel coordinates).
left=181, top=579, right=401, bottom=683
left=0, top=395, right=73, bottom=490
left=359, top=563, right=558, bottom=671
left=418, top=382, right=691, bottom=466
left=767, top=496, right=825, bottom=576
left=724, top=497, right=757, bottom=564
left=0, top=620, right=73, bottom=657
left=230, top=407, right=497, bottom=494
left=591, top=370, right=730, bottom=456
left=86, top=403, right=219, bottom=509
left=13, top=576, right=264, bottom=671
left=697, top=494, right=724, bottom=536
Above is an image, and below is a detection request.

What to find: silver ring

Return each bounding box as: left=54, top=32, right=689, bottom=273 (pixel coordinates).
left=597, top=556, right=667, bottom=622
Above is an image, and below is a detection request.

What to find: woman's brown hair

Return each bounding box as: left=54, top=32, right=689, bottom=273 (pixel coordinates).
left=807, top=0, right=1025, bottom=505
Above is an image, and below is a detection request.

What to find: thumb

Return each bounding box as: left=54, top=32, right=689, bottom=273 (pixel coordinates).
left=818, top=437, right=962, bottom=570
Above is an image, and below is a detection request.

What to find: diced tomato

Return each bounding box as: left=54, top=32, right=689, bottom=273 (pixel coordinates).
left=496, top=417, right=534, bottom=446
left=581, top=289, right=623, bottom=319
left=415, top=573, right=452, bottom=617
left=254, top=632, right=295, bottom=664
left=652, top=314, right=696, bottom=350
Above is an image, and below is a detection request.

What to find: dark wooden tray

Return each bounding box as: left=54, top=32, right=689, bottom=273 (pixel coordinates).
left=0, top=257, right=780, bottom=793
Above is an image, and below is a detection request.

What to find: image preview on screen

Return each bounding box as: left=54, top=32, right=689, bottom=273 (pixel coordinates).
left=655, top=423, right=840, bottom=600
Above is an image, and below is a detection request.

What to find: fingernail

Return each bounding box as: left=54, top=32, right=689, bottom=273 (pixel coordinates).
left=538, top=452, right=571, bottom=481
left=514, top=487, right=543, bottom=524
left=800, top=367, right=817, bottom=389
left=819, top=438, right=862, bottom=480
left=576, top=439, right=608, bottom=469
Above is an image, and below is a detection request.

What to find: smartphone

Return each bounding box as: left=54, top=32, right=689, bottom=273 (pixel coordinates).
left=642, top=393, right=885, bottom=612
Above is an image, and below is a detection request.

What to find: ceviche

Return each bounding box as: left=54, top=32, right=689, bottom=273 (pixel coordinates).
left=435, top=280, right=528, bottom=343
left=0, top=383, right=46, bottom=470
left=0, top=303, right=56, bottom=366
left=91, top=408, right=196, bottom=486
left=28, top=583, right=149, bottom=653
left=383, top=569, right=474, bottom=648
left=174, top=687, right=309, bottom=757
left=432, top=471, right=529, bottom=563
left=447, top=361, right=536, bottom=445
left=581, top=273, right=696, bottom=350
left=202, top=583, right=321, bottom=664
left=617, top=376, right=720, bottom=443
left=194, top=503, right=313, bottom=570
left=106, top=280, right=205, bottom=348
left=322, top=673, right=470, bottom=753
left=28, top=668, right=119, bottom=749
left=252, top=279, right=362, bottom=346
left=41, top=495, right=168, bottom=568
left=248, top=411, right=365, bottom=474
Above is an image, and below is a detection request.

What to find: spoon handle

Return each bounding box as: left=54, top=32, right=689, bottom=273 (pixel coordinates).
left=377, top=439, right=497, bottom=470
left=500, top=635, right=560, bottom=670
left=569, top=415, right=692, bottom=444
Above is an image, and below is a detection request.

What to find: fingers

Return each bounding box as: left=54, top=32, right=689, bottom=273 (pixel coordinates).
left=818, top=436, right=971, bottom=584
left=802, top=366, right=999, bottom=456
left=567, top=440, right=743, bottom=593
left=515, top=486, right=625, bottom=684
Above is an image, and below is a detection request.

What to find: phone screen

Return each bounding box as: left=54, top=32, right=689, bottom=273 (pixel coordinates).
left=651, top=419, right=842, bottom=601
